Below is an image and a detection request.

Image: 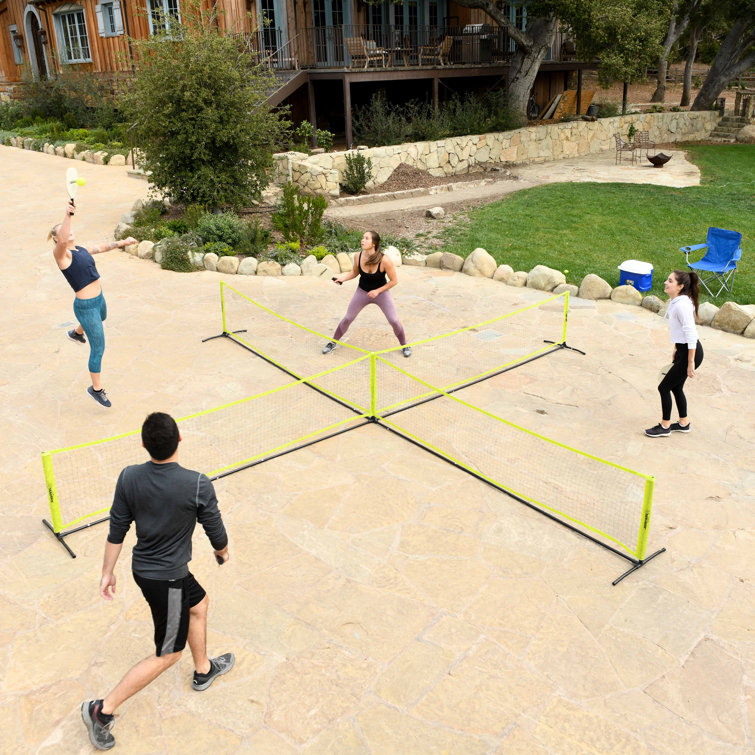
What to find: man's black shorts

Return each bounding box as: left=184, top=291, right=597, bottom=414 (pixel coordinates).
left=133, top=572, right=206, bottom=656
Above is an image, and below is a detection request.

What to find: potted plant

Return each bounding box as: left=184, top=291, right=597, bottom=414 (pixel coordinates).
left=627, top=123, right=636, bottom=142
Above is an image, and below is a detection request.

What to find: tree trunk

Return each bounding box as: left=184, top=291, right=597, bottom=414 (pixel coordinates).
left=622, top=82, right=629, bottom=114
left=506, top=15, right=558, bottom=115
left=692, top=18, right=755, bottom=110
left=651, top=0, right=701, bottom=103
left=680, top=26, right=699, bottom=107
left=651, top=57, right=669, bottom=102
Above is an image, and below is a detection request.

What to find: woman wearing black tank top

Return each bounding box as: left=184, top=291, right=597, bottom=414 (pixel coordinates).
left=323, top=231, right=410, bottom=357
left=50, top=200, right=136, bottom=408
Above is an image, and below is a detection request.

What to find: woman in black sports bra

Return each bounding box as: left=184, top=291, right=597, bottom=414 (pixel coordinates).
left=323, top=230, right=410, bottom=357
left=50, top=200, right=136, bottom=408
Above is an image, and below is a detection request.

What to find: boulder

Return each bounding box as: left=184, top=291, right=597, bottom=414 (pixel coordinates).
left=462, top=248, right=497, bottom=278
left=237, top=257, right=258, bottom=275
left=64, top=143, right=77, bottom=158
left=403, top=251, right=426, bottom=267
left=493, top=264, right=514, bottom=282
left=203, top=253, right=218, bottom=272
left=131, top=199, right=145, bottom=214
left=508, top=271, right=528, bottom=287
left=743, top=319, right=755, bottom=339
left=120, top=211, right=136, bottom=225
left=641, top=295, right=663, bottom=313
left=440, top=252, right=464, bottom=272
left=426, top=206, right=445, bottom=219
left=55, top=146, right=65, bottom=157
left=735, top=125, right=755, bottom=144
left=552, top=283, right=579, bottom=298
left=282, top=263, right=302, bottom=276
left=217, top=256, right=240, bottom=275
left=711, top=301, right=753, bottom=334
left=336, top=252, right=352, bottom=272
left=658, top=301, right=669, bottom=318
left=109, top=154, right=126, bottom=166
left=383, top=245, right=402, bottom=267
left=527, top=264, right=566, bottom=292
left=152, top=238, right=170, bottom=263
left=425, top=252, right=443, bottom=268
left=611, top=285, right=643, bottom=305
left=578, top=273, right=612, bottom=300
left=123, top=242, right=139, bottom=256
left=114, top=222, right=132, bottom=239
left=189, top=251, right=205, bottom=267
left=697, top=301, right=718, bottom=326
left=93, top=150, right=107, bottom=165
left=137, top=240, right=154, bottom=260
left=300, top=255, right=319, bottom=274
left=320, top=254, right=341, bottom=275
left=257, top=260, right=282, bottom=276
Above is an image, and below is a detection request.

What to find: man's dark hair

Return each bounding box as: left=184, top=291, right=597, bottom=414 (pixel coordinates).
left=141, top=412, right=180, bottom=461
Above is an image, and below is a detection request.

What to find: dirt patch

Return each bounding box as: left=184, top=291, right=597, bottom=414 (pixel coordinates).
left=362, top=161, right=512, bottom=194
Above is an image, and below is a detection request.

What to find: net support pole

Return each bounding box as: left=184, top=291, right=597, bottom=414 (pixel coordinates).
left=562, top=290, right=569, bottom=344
left=369, top=352, right=377, bottom=419
left=636, top=476, right=655, bottom=561
left=41, top=451, right=63, bottom=533
left=220, top=280, right=228, bottom=334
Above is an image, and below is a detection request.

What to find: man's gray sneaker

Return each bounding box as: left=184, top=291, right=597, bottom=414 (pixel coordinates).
left=192, top=653, right=235, bottom=691
left=87, top=386, right=112, bottom=408
left=322, top=341, right=337, bottom=354
left=669, top=421, right=691, bottom=433
left=81, top=700, right=115, bottom=751
left=67, top=329, right=86, bottom=344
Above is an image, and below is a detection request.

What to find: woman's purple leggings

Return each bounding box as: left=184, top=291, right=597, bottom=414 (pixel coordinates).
left=333, top=288, right=406, bottom=344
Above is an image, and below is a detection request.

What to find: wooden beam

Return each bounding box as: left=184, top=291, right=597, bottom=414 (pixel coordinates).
left=343, top=76, right=353, bottom=150
left=308, top=80, right=317, bottom=149
left=576, top=68, right=582, bottom=115
left=433, top=75, right=439, bottom=112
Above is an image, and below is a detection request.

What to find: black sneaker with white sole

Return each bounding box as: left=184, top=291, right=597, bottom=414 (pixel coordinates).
left=322, top=341, right=337, bottom=354
left=81, top=699, right=115, bottom=750
left=402, top=346, right=412, bottom=358
left=644, top=423, right=670, bottom=437
left=87, top=386, right=112, bottom=408
left=192, top=653, right=235, bottom=691
left=68, top=329, right=86, bottom=344
left=669, top=421, right=691, bottom=433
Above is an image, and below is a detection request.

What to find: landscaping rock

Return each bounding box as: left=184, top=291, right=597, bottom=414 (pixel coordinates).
left=109, top=154, right=126, bottom=166
left=462, top=248, right=497, bottom=278
left=131, top=199, right=145, bottom=214
left=384, top=245, right=402, bottom=267
left=658, top=301, right=669, bottom=318
left=203, top=253, right=218, bottom=272
left=527, top=264, right=565, bottom=291
left=120, top=211, right=136, bottom=225
left=237, top=257, right=258, bottom=275
left=425, top=252, right=443, bottom=268
left=320, top=254, right=341, bottom=274
left=64, top=143, right=76, bottom=158
left=736, top=125, right=755, bottom=144
left=743, top=318, right=755, bottom=339
left=426, top=206, right=445, bottom=219
left=711, top=301, right=753, bottom=334
left=137, top=240, right=154, bottom=260
left=440, top=252, right=464, bottom=272
left=403, top=252, right=426, bottom=266
left=93, top=151, right=107, bottom=165
left=301, top=255, right=320, bottom=275
left=282, top=263, right=302, bottom=276
left=697, top=301, right=718, bottom=326
left=257, top=260, right=282, bottom=276
left=55, top=146, right=65, bottom=157
left=336, top=252, right=352, bottom=272
left=123, top=242, right=139, bottom=256
left=578, top=273, right=612, bottom=299
left=611, top=285, right=643, bottom=305
left=189, top=251, right=205, bottom=267
left=114, top=222, right=132, bottom=239
left=642, top=295, right=663, bottom=313
left=509, top=271, right=528, bottom=287
left=553, top=283, right=579, bottom=298
left=152, top=238, right=170, bottom=264
left=217, top=256, right=240, bottom=275
left=493, top=264, right=514, bottom=282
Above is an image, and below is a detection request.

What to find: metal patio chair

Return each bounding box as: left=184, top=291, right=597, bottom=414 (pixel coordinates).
left=681, top=227, right=743, bottom=297
left=614, top=133, right=636, bottom=164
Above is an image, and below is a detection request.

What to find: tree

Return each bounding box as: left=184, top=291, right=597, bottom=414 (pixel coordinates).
left=123, top=0, right=288, bottom=208
left=692, top=1, right=755, bottom=110
left=650, top=0, right=704, bottom=102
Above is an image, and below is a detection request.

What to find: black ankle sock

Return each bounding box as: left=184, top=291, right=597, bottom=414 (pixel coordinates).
left=92, top=700, right=114, bottom=724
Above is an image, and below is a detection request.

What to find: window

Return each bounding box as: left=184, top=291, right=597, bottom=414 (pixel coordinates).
left=148, top=0, right=180, bottom=35
left=9, top=25, right=24, bottom=65
left=54, top=6, right=91, bottom=63
left=96, top=1, right=124, bottom=37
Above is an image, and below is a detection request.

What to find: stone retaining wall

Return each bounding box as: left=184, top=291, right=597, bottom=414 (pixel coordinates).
left=4, top=135, right=131, bottom=165
left=274, top=111, right=719, bottom=197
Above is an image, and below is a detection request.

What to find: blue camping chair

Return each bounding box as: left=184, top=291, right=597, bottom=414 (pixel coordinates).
left=680, top=227, right=742, bottom=297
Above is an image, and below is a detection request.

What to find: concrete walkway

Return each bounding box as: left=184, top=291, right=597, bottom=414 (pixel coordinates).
left=1, top=145, right=754, bottom=754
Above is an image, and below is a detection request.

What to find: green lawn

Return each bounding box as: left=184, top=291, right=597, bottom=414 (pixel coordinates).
left=438, top=145, right=754, bottom=306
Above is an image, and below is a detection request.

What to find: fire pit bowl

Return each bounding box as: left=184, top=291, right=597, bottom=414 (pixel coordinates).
left=647, top=152, right=672, bottom=168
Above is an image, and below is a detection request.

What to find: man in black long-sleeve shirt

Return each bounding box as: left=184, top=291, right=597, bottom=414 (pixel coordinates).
left=81, top=412, right=234, bottom=751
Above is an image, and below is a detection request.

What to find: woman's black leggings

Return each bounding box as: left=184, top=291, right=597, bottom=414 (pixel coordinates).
left=658, top=341, right=703, bottom=421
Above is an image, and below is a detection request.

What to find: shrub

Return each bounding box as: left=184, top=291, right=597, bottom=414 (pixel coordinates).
left=123, top=0, right=288, bottom=209
left=308, top=245, right=329, bottom=260
left=165, top=219, right=189, bottom=235
left=596, top=102, right=621, bottom=118
left=203, top=241, right=235, bottom=257
left=316, top=129, right=334, bottom=152
left=196, top=211, right=245, bottom=247
left=321, top=221, right=362, bottom=255
left=133, top=201, right=166, bottom=227
left=294, top=120, right=313, bottom=151
left=237, top=217, right=270, bottom=256
left=263, top=241, right=301, bottom=266
left=271, top=183, right=327, bottom=246
left=160, top=234, right=201, bottom=272
left=183, top=204, right=207, bottom=230
left=341, top=152, right=373, bottom=195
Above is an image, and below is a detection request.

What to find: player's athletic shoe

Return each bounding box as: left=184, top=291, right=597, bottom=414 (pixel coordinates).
left=402, top=346, right=412, bottom=358
left=669, top=421, right=691, bottom=433
left=67, top=329, right=86, bottom=344
left=644, top=423, right=670, bottom=437
left=87, top=386, right=112, bottom=408
left=81, top=700, right=115, bottom=750
left=192, top=653, right=235, bottom=691
left=322, top=341, right=337, bottom=354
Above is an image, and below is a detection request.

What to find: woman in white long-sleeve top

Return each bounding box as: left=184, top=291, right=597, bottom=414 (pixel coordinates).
left=645, top=270, right=704, bottom=437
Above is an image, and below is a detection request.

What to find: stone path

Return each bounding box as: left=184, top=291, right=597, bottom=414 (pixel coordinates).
left=1, top=146, right=754, bottom=753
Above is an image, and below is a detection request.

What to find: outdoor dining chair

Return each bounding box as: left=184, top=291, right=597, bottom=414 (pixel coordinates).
left=614, top=133, right=636, bottom=164
left=419, top=36, right=453, bottom=66
left=345, top=37, right=387, bottom=69
left=681, top=227, right=743, bottom=297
